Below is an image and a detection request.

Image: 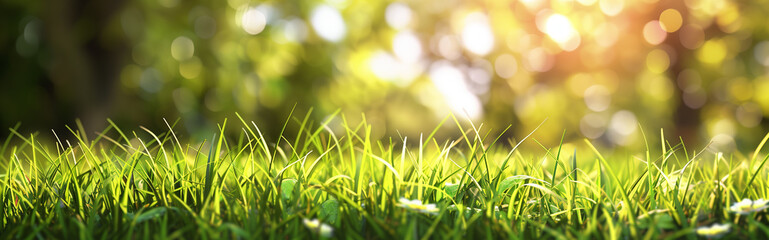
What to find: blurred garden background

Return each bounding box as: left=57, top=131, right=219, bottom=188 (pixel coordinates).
left=2, top=0, right=769, bottom=151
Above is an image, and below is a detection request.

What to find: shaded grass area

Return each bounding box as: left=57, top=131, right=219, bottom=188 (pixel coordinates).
left=2, top=112, right=769, bottom=239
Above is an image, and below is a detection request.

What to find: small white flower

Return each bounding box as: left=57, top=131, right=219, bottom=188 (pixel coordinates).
left=446, top=204, right=499, bottom=213
left=696, top=223, right=730, bottom=239
left=303, top=218, right=333, bottom=238
left=729, top=198, right=769, bottom=215
left=397, top=198, right=439, bottom=214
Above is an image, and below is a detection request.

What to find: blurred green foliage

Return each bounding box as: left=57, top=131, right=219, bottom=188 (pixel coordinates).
left=2, top=0, right=769, bottom=150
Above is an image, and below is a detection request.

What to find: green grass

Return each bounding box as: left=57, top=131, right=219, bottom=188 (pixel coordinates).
left=2, top=112, right=769, bottom=239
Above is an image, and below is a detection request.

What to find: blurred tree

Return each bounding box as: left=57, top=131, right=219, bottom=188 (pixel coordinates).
left=1, top=0, right=769, bottom=152
left=46, top=0, right=129, bottom=134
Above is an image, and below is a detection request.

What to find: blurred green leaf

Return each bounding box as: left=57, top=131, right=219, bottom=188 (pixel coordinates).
left=281, top=179, right=297, bottom=201
left=134, top=207, right=166, bottom=223
left=319, top=199, right=339, bottom=224
left=445, top=183, right=459, bottom=197
left=496, top=175, right=527, bottom=195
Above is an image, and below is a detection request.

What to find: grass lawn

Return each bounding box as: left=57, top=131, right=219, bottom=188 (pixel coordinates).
left=2, top=113, right=769, bottom=239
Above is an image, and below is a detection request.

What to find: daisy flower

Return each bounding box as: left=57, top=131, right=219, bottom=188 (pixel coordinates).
left=695, top=223, right=730, bottom=239
left=729, top=198, right=769, bottom=215
left=397, top=198, right=439, bottom=214
left=303, top=218, right=333, bottom=238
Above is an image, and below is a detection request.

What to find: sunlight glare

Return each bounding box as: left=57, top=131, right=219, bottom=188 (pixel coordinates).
left=310, top=5, right=347, bottom=42
left=370, top=51, right=422, bottom=86
left=385, top=3, right=413, bottom=30
left=370, top=51, right=400, bottom=81
left=393, top=31, right=422, bottom=63
left=429, top=61, right=483, bottom=119
left=544, top=14, right=581, bottom=51
left=461, top=12, right=495, bottom=56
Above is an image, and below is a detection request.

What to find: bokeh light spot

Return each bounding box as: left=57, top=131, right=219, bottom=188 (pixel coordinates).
left=282, top=18, right=309, bottom=42
left=709, top=118, right=736, bottom=137
left=172, top=88, right=196, bottom=113
left=580, top=113, right=608, bottom=139
left=683, top=88, right=707, bottom=109
left=736, top=102, right=763, bottom=127
left=567, top=73, right=592, bottom=96
left=638, top=73, right=674, bottom=102
left=467, top=64, right=492, bottom=94
left=171, top=36, right=194, bottom=61
left=658, top=9, right=682, bottom=32
left=599, top=0, right=624, bottom=16
left=577, top=0, right=597, bottom=6
left=369, top=50, right=422, bottom=86
left=594, top=22, right=619, bottom=47
left=643, top=21, right=667, bottom=45
left=646, top=49, right=670, bottom=73
left=716, top=3, right=741, bottom=33
left=754, top=41, right=769, bottom=66
left=711, top=134, right=736, bottom=151
left=438, top=35, right=462, bottom=60
left=729, top=78, right=753, bottom=102
left=241, top=7, right=267, bottom=35
left=679, top=24, right=704, bottom=50
left=584, top=85, right=611, bottom=112
left=140, top=68, right=164, bottom=93
left=385, top=3, right=413, bottom=30
left=393, top=31, right=422, bottom=63
left=370, top=51, right=399, bottom=81
left=677, top=69, right=702, bottom=92
left=608, top=110, right=638, bottom=145
left=698, top=39, right=727, bottom=64
left=520, top=0, right=545, bottom=11
left=494, top=54, right=518, bottom=79
left=180, top=57, right=203, bottom=79
left=543, top=14, right=581, bottom=51
left=461, top=12, right=495, bottom=56
left=524, top=47, right=554, bottom=72
left=429, top=61, right=483, bottom=119
left=310, top=5, right=346, bottom=42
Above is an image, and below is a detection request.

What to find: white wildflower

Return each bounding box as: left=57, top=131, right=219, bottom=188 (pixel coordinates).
left=695, top=223, right=730, bottom=239
left=729, top=198, right=769, bottom=215
left=303, top=218, right=333, bottom=238
left=397, top=198, right=439, bottom=214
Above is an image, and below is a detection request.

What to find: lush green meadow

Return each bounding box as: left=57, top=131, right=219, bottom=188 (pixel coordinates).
left=2, top=113, right=769, bottom=239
